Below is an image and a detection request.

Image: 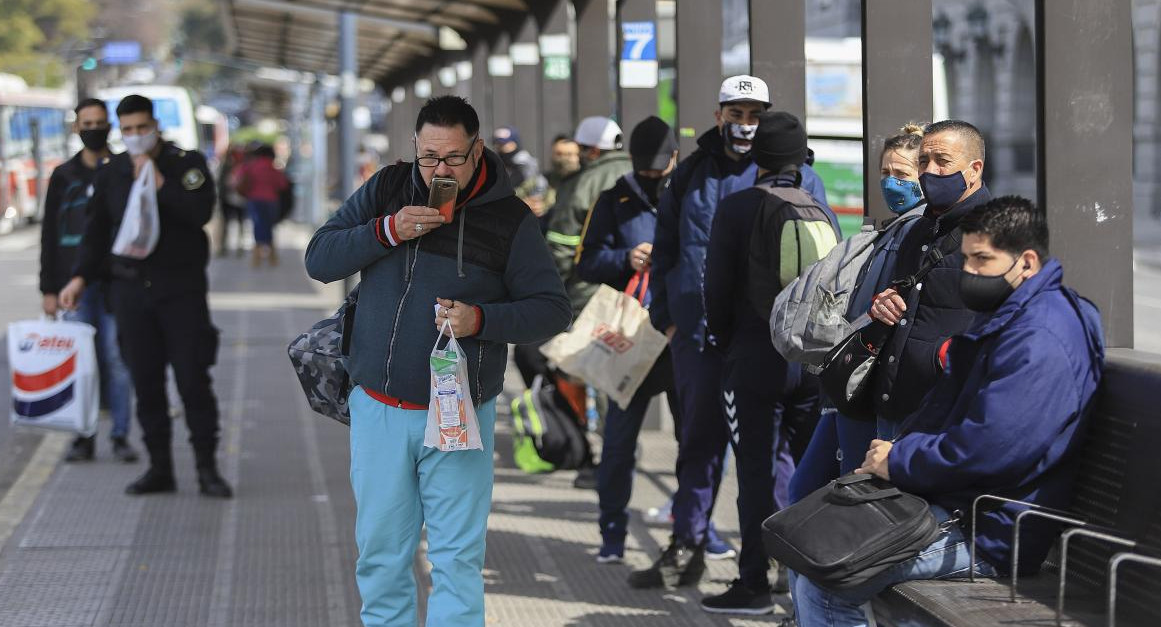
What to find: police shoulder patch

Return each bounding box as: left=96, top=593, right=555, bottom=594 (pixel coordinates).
left=182, top=168, right=205, bottom=190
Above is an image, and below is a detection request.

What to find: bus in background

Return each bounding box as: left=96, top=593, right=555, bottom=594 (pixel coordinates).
left=98, top=85, right=200, bottom=153
left=805, top=37, right=949, bottom=237
left=0, top=74, right=72, bottom=232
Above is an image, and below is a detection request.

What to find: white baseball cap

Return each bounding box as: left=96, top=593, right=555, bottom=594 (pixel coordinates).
left=719, top=74, right=771, bottom=106
left=574, top=116, right=623, bottom=150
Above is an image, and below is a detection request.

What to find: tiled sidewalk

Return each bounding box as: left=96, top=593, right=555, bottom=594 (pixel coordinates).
left=0, top=232, right=790, bottom=626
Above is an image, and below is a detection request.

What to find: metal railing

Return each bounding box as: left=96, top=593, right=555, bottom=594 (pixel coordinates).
left=968, top=493, right=1159, bottom=627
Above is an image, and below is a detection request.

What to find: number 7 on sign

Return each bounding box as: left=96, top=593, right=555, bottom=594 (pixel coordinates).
left=621, top=22, right=657, bottom=61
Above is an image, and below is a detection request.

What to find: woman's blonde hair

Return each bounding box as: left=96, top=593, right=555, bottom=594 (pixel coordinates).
left=882, top=122, right=926, bottom=156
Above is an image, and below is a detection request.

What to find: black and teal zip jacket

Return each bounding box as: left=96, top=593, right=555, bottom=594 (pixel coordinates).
left=305, top=148, right=571, bottom=406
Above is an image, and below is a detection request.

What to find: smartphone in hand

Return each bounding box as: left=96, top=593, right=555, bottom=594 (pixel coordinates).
left=428, top=177, right=459, bottom=222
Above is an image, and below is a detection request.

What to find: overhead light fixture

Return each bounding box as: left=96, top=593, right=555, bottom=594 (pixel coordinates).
left=439, top=26, right=467, bottom=51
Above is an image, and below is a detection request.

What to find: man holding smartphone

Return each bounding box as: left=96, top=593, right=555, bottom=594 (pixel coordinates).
left=305, top=96, right=570, bottom=627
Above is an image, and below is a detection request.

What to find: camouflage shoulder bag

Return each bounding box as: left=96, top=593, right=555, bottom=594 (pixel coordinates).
left=288, top=285, right=360, bottom=425
left=287, top=164, right=412, bottom=425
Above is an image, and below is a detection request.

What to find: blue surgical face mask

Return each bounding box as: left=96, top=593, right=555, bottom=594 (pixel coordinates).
left=918, top=170, right=968, bottom=211
left=880, top=176, right=923, bottom=214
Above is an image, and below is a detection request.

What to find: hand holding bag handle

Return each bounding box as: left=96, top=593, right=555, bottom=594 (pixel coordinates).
left=827, top=473, right=903, bottom=505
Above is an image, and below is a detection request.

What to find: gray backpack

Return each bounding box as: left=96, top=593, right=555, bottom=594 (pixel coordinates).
left=769, top=228, right=880, bottom=369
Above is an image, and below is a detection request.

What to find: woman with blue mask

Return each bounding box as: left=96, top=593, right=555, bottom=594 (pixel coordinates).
left=788, top=124, right=928, bottom=504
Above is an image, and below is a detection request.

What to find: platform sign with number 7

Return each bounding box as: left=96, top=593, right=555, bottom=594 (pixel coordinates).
left=620, top=21, right=658, bottom=88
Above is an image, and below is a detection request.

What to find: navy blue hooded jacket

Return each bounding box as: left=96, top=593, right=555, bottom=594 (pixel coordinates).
left=649, top=127, right=831, bottom=343
left=888, top=259, right=1104, bottom=574
left=575, top=173, right=660, bottom=302
left=704, top=172, right=841, bottom=361
left=305, top=149, right=572, bottom=406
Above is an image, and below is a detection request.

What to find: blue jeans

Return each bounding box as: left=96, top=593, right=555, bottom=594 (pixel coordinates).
left=348, top=387, right=497, bottom=627
left=790, top=505, right=998, bottom=627
left=247, top=199, right=278, bottom=245
left=64, top=282, right=133, bottom=439
left=788, top=410, right=880, bottom=504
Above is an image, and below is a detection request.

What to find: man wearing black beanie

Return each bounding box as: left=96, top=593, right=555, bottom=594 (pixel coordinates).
left=698, top=110, right=839, bottom=614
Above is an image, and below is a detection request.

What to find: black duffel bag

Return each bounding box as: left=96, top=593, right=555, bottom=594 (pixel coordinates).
left=761, top=473, right=941, bottom=590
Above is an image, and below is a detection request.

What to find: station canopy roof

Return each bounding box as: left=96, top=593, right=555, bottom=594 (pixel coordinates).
left=223, top=0, right=530, bottom=85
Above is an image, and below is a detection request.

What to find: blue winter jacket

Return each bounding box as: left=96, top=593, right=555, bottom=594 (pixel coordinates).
left=888, top=259, right=1104, bottom=575
left=305, top=149, right=572, bottom=406
left=575, top=174, right=659, bottom=303
left=649, top=127, right=832, bottom=342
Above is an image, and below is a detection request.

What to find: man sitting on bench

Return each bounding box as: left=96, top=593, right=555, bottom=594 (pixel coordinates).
left=790, top=195, right=1106, bottom=627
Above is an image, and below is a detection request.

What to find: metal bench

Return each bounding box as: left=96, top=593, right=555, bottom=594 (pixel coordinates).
left=872, top=349, right=1161, bottom=627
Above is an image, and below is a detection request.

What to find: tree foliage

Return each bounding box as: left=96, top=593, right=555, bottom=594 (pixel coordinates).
left=0, top=0, right=95, bottom=86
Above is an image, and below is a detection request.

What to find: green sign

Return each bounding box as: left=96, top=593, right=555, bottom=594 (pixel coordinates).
left=543, top=56, right=570, bottom=81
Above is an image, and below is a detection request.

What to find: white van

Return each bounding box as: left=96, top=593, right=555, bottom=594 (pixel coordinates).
left=98, top=85, right=200, bottom=153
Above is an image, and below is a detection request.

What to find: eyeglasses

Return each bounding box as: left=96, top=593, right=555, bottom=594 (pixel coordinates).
left=415, top=135, right=477, bottom=167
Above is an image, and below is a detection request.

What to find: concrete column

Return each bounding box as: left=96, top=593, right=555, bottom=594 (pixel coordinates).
left=861, top=0, right=933, bottom=223
left=470, top=43, right=491, bottom=134
left=489, top=33, right=516, bottom=137
left=538, top=0, right=575, bottom=159
left=751, top=0, right=805, bottom=121
left=431, top=61, right=453, bottom=97
left=616, top=0, right=658, bottom=129
left=512, top=16, right=544, bottom=163
left=338, top=10, right=358, bottom=201
left=1037, top=0, right=1134, bottom=347
left=1133, top=0, right=1161, bottom=219
left=574, top=0, right=615, bottom=118
left=454, top=57, right=473, bottom=100
left=675, top=0, right=722, bottom=156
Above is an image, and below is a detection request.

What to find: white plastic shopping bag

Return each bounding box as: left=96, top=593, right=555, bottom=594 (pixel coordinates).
left=539, top=272, right=668, bottom=409
left=8, top=318, right=99, bottom=436
left=111, top=159, right=160, bottom=259
left=423, top=318, right=484, bottom=452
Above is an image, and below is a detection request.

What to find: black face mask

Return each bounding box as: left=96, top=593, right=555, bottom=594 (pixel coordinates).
left=960, top=257, right=1021, bottom=312
left=79, top=127, right=110, bottom=152
left=919, top=170, right=968, bottom=211
left=636, top=174, right=668, bottom=205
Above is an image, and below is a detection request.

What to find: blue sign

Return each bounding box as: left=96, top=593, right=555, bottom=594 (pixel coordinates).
left=621, top=22, right=657, bottom=61
left=102, top=41, right=141, bottom=65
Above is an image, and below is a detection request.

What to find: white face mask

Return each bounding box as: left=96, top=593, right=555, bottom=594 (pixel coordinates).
left=123, top=129, right=159, bottom=156
left=724, top=122, right=758, bottom=155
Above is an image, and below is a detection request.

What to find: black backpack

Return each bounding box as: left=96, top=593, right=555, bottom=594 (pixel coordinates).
left=747, top=182, right=840, bottom=319
left=509, top=375, right=589, bottom=472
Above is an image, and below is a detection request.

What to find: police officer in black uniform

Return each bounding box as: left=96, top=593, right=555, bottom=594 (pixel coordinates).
left=60, top=94, right=231, bottom=498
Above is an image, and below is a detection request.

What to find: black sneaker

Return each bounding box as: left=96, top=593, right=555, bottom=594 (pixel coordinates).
left=125, top=468, right=176, bottom=495
left=627, top=537, right=706, bottom=589
left=64, top=436, right=95, bottom=462
left=572, top=465, right=598, bottom=490
left=111, top=437, right=139, bottom=463
left=197, top=467, right=233, bottom=498
left=700, top=579, right=777, bottom=615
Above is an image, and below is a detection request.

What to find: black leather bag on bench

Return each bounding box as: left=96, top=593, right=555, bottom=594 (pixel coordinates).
left=761, top=474, right=942, bottom=589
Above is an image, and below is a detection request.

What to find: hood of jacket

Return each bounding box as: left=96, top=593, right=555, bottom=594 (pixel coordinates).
left=409, top=147, right=516, bottom=277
